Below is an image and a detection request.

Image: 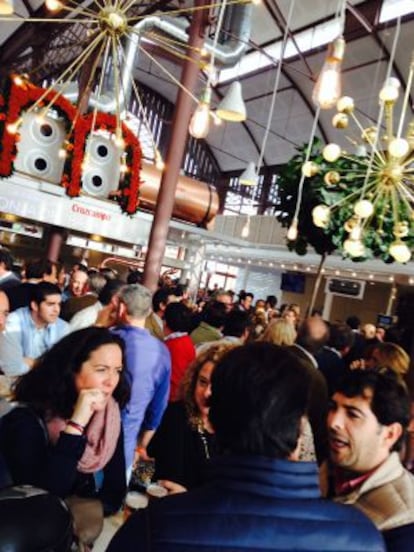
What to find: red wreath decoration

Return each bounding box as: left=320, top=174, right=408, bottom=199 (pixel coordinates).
left=67, top=112, right=142, bottom=215
left=0, top=76, right=75, bottom=176
left=0, top=76, right=142, bottom=215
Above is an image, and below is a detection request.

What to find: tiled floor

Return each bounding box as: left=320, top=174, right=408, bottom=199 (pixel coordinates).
left=94, top=492, right=149, bottom=551
left=94, top=511, right=124, bottom=551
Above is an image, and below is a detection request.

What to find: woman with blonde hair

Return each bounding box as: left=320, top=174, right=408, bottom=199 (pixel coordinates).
left=372, top=341, right=410, bottom=378
left=148, top=343, right=237, bottom=493
left=260, top=319, right=297, bottom=347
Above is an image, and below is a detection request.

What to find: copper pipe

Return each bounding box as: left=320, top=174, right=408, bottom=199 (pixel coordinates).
left=139, top=162, right=219, bottom=226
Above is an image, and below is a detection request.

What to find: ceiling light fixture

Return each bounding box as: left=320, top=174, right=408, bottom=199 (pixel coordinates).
left=239, top=161, right=258, bottom=186
left=188, top=0, right=228, bottom=140
left=312, top=2, right=346, bottom=110
left=189, top=85, right=212, bottom=139
left=0, top=0, right=13, bottom=15
left=312, top=36, right=345, bottom=110
left=216, top=81, right=246, bottom=122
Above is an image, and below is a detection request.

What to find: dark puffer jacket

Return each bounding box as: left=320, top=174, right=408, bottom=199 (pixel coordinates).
left=108, top=455, right=385, bottom=551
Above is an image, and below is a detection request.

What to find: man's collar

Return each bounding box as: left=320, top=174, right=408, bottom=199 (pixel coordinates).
left=334, top=466, right=379, bottom=496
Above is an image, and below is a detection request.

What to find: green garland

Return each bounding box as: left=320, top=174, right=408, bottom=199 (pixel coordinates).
left=276, top=138, right=414, bottom=263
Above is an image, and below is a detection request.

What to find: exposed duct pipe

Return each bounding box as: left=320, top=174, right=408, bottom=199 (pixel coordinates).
left=58, top=3, right=252, bottom=113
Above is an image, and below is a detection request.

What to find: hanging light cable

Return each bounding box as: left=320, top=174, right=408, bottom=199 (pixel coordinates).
left=287, top=105, right=321, bottom=241
left=240, top=0, right=296, bottom=187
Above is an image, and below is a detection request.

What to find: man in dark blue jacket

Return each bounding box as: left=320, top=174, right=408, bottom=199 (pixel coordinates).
left=108, top=342, right=384, bottom=552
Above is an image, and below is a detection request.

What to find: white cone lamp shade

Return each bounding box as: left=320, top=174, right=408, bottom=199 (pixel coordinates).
left=239, top=162, right=258, bottom=186
left=216, top=81, right=246, bottom=122
left=0, top=0, right=14, bottom=14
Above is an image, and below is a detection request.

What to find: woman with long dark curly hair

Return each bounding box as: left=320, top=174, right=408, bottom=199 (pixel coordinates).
left=147, top=343, right=237, bottom=494
left=0, top=327, right=130, bottom=546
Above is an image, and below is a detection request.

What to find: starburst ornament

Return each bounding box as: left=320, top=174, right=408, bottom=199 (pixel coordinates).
left=310, top=53, right=414, bottom=263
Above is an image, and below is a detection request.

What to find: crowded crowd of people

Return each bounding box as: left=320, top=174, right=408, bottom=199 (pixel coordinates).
left=0, top=247, right=413, bottom=551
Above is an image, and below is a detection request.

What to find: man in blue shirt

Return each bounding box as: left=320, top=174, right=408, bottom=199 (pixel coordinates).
left=111, top=284, right=171, bottom=478
left=0, top=282, right=68, bottom=375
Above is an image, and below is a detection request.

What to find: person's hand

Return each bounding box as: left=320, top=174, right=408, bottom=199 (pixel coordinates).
left=157, top=480, right=187, bottom=495
left=70, top=388, right=108, bottom=428
left=95, top=304, right=118, bottom=328
left=350, top=359, right=365, bottom=370
left=132, top=447, right=154, bottom=472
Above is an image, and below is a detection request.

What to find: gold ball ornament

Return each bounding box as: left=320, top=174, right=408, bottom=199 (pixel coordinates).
left=337, top=96, right=354, bottom=113
left=344, top=239, right=365, bottom=258
left=388, top=138, right=409, bottom=159
left=324, top=171, right=341, bottom=186
left=312, top=205, right=330, bottom=228
left=389, top=241, right=411, bottom=263
left=344, top=216, right=359, bottom=232
left=362, top=127, right=378, bottom=144
left=332, top=113, right=349, bottom=129
left=379, top=78, right=400, bottom=103
left=323, top=143, right=342, bottom=163
left=393, top=221, right=409, bottom=238
left=301, top=161, right=320, bottom=178
left=354, top=199, right=374, bottom=218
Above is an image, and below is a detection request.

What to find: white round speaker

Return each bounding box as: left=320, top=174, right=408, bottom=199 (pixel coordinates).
left=14, top=111, right=66, bottom=184
left=82, top=168, right=116, bottom=197
left=81, top=134, right=121, bottom=198
left=29, top=116, right=63, bottom=146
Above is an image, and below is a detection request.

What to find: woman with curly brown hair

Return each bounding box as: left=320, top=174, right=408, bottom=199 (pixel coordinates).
left=147, top=343, right=237, bottom=494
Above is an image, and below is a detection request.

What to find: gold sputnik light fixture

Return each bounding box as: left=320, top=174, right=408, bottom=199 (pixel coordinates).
left=311, top=51, right=414, bottom=263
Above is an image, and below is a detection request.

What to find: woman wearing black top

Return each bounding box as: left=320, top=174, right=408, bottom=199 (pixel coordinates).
left=0, top=327, right=130, bottom=547
left=148, top=343, right=237, bottom=493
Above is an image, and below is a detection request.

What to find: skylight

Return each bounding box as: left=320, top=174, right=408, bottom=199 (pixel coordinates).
left=218, top=0, right=413, bottom=85
left=218, top=17, right=343, bottom=83
left=379, top=0, right=414, bottom=23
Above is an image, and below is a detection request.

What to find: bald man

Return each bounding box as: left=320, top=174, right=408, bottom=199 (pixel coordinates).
left=289, top=316, right=330, bottom=465
left=362, top=323, right=377, bottom=340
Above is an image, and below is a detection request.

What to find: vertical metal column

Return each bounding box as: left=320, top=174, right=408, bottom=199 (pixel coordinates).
left=143, top=0, right=208, bottom=291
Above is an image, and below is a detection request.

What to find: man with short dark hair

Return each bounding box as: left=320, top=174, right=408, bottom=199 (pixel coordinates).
left=0, top=282, right=68, bottom=375
left=108, top=343, right=384, bottom=552
left=190, top=300, right=227, bottom=347
left=196, top=310, right=251, bottom=354
left=328, top=369, right=414, bottom=551
left=145, top=287, right=180, bottom=341
left=163, top=302, right=195, bottom=402
left=236, top=291, right=254, bottom=312
left=316, top=322, right=354, bottom=395
left=0, top=249, right=19, bottom=292
left=6, top=257, right=58, bottom=312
